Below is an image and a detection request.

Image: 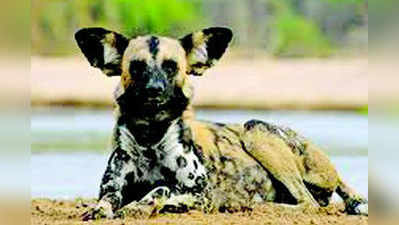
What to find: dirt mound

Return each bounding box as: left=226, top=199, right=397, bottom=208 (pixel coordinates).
left=32, top=198, right=367, bottom=225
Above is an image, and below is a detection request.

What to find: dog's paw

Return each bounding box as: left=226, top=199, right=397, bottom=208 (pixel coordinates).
left=81, top=201, right=114, bottom=221
left=353, top=201, right=368, bottom=216
left=82, top=208, right=107, bottom=221
left=346, top=199, right=368, bottom=216
left=114, top=203, right=153, bottom=219
left=139, top=186, right=171, bottom=205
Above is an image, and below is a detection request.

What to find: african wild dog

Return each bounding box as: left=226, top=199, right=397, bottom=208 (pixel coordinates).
left=75, top=27, right=368, bottom=220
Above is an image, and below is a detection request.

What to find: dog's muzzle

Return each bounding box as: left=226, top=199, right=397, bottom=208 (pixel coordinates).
left=145, top=77, right=167, bottom=98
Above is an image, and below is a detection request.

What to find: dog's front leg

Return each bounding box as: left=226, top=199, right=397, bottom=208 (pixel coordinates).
left=118, top=186, right=172, bottom=217
left=160, top=193, right=200, bottom=213
left=82, top=148, right=136, bottom=221
left=121, top=187, right=199, bottom=217
left=140, top=187, right=199, bottom=213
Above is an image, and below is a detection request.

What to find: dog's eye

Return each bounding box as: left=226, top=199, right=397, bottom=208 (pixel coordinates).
left=162, top=60, right=177, bottom=74
left=129, top=60, right=147, bottom=76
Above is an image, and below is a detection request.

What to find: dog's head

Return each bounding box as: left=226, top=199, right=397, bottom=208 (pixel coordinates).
left=75, top=27, right=232, bottom=111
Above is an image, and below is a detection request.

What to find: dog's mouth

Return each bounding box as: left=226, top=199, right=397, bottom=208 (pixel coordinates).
left=116, top=85, right=173, bottom=111
left=145, top=96, right=166, bottom=105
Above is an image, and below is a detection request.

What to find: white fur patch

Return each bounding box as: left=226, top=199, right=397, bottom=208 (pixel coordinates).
left=191, top=43, right=208, bottom=63
left=155, top=121, right=207, bottom=189
left=117, top=120, right=207, bottom=192
left=355, top=202, right=368, bottom=216
left=96, top=200, right=114, bottom=218
left=139, top=186, right=171, bottom=205
left=103, top=42, right=120, bottom=64
left=164, top=193, right=198, bottom=208
left=119, top=125, right=146, bottom=153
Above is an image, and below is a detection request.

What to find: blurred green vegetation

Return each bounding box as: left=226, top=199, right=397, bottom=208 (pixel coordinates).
left=105, top=0, right=203, bottom=36
left=32, top=0, right=367, bottom=57
left=268, top=0, right=333, bottom=57
left=270, top=14, right=333, bottom=57
left=32, top=0, right=204, bottom=55
left=358, top=105, right=368, bottom=115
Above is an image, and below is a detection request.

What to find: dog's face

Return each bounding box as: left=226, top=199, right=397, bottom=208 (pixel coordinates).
left=75, top=27, right=232, bottom=109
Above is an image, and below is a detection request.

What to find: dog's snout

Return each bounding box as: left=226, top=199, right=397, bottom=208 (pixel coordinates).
left=145, top=79, right=166, bottom=96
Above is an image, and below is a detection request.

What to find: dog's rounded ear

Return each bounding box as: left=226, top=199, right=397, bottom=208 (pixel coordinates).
left=75, top=27, right=129, bottom=76
left=179, top=27, right=233, bottom=76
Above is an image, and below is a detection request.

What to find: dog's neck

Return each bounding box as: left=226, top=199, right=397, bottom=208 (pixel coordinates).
left=117, top=113, right=178, bottom=147
left=117, top=106, right=189, bottom=146
left=115, top=102, right=189, bottom=147
left=118, top=118, right=183, bottom=151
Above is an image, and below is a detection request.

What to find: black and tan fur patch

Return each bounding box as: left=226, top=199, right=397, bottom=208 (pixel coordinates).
left=180, top=27, right=232, bottom=76
left=75, top=28, right=129, bottom=76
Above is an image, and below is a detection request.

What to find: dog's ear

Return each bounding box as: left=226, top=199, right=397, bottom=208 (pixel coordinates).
left=75, top=27, right=129, bottom=76
left=179, top=27, right=232, bottom=76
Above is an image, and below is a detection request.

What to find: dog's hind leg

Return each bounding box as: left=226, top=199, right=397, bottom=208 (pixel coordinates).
left=336, top=177, right=368, bottom=216
left=241, top=120, right=319, bottom=207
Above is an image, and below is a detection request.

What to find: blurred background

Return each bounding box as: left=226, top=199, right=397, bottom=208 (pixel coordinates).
left=31, top=0, right=368, bottom=110
left=32, top=0, right=368, bottom=56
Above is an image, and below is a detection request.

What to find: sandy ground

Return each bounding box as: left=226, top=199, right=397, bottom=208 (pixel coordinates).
left=31, top=56, right=367, bottom=110
left=31, top=199, right=367, bottom=225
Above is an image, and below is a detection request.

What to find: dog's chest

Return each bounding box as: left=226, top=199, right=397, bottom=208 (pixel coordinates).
left=118, top=122, right=207, bottom=193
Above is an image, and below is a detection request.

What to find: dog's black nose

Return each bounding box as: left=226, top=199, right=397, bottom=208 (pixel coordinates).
left=145, top=79, right=166, bottom=96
